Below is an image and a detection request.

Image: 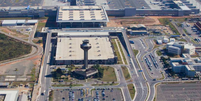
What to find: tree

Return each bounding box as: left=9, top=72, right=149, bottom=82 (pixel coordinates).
left=53, top=68, right=63, bottom=79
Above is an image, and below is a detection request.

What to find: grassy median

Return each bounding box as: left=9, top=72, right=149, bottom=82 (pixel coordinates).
left=133, top=49, right=139, bottom=57
left=128, top=84, right=135, bottom=99
left=117, top=40, right=128, bottom=64
left=121, top=66, right=131, bottom=80
left=111, top=39, right=123, bottom=64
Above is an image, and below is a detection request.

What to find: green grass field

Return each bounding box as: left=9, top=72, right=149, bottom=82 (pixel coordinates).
left=117, top=40, right=127, bottom=64
left=133, top=49, right=139, bottom=57
left=121, top=66, right=131, bottom=80
left=128, top=84, right=135, bottom=99
left=156, top=50, right=162, bottom=56
left=37, top=21, right=46, bottom=32
left=111, top=39, right=123, bottom=64
left=101, top=66, right=117, bottom=82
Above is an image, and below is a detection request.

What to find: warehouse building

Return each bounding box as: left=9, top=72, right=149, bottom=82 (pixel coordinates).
left=56, top=6, right=109, bottom=28
left=55, top=32, right=117, bottom=65
left=0, top=90, right=19, bottom=101
left=1, top=20, right=38, bottom=26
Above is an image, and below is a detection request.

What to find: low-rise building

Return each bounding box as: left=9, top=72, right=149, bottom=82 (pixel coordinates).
left=168, top=46, right=181, bottom=55
left=156, top=40, right=162, bottom=45
left=166, top=41, right=195, bottom=55
left=170, top=54, right=201, bottom=77
left=163, top=37, right=169, bottom=43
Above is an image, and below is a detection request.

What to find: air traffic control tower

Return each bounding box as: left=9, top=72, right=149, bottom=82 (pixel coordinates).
left=80, top=40, right=91, bottom=69
left=74, top=39, right=98, bottom=78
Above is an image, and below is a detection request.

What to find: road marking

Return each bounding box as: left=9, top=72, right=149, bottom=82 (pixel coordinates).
left=130, top=58, right=139, bottom=77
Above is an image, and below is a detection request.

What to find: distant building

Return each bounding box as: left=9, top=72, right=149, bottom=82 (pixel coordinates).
left=1, top=20, right=38, bottom=26
left=0, top=82, right=9, bottom=88
left=156, top=40, right=162, bottom=45
left=195, top=21, right=201, bottom=31
left=127, top=24, right=147, bottom=35
left=128, top=24, right=146, bottom=30
left=170, top=54, right=201, bottom=77
left=0, top=90, right=18, bottom=101
left=163, top=37, right=169, bottom=43
left=184, top=44, right=195, bottom=55
left=2, top=20, right=17, bottom=26
left=168, top=46, right=181, bottom=55
left=56, top=6, right=109, bottom=28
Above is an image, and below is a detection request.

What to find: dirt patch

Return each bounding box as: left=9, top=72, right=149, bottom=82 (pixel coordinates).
left=107, top=17, right=160, bottom=27
left=0, top=27, right=28, bottom=39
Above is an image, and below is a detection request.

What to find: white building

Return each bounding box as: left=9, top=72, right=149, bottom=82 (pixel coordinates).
left=170, top=54, right=201, bottom=77
left=168, top=46, right=181, bottom=55
left=55, top=32, right=116, bottom=65
left=156, top=39, right=162, bottom=45
left=184, top=44, right=195, bottom=55
left=163, top=37, right=169, bottom=43
left=56, top=6, right=109, bottom=28
left=2, top=20, right=38, bottom=26
left=166, top=41, right=195, bottom=55
left=2, top=20, right=17, bottom=26
left=0, top=90, right=19, bottom=101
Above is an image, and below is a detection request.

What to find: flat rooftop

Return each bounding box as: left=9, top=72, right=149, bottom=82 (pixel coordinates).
left=56, top=6, right=109, bottom=23
left=58, top=32, right=109, bottom=37
left=0, top=90, right=18, bottom=101
left=173, top=1, right=191, bottom=10
left=56, top=37, right=115, bottom=60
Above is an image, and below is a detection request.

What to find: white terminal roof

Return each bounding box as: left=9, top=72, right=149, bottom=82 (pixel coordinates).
left=58, top=32, right=109, bottom=37
left=56, top=6, right=109, bottom=22
left=0, top=90, right=18, bottom=101
left=173, top=1, right=190, bottom=10
left=56, top=37, right=115, bottom=60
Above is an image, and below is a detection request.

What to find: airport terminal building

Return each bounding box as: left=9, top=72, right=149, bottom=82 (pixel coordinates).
left=55, top=32, right=117, bottom=65
left=56, top=6, right=109, bottom=28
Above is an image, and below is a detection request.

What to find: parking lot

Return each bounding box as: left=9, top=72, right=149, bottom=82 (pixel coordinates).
left=92, top=88, right=123, bottom=101
left=183, top=23, right=201, bottom=43
left=53, top=89, right=85, bottom=101
left=157, top=83, right=201, bottom=101
left=53, top=88, right=123, bottom=101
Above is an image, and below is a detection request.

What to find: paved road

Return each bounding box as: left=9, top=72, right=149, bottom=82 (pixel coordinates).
left=38, top=32, right=52, bottom=101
